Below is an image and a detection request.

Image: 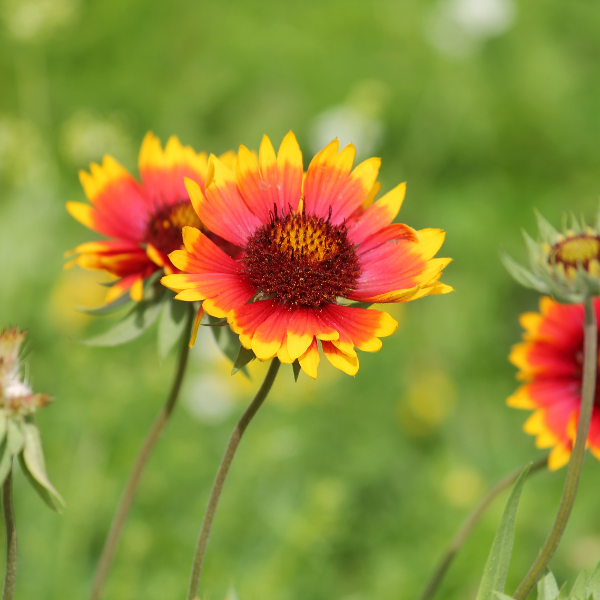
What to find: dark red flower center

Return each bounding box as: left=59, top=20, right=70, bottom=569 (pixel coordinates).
left=145, top=200, right=202, bottom=256
left=241, top=207, right=361, bottom=307
left=551, top=235, right=600, bottom=271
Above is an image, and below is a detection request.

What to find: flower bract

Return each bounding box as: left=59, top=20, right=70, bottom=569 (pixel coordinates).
left=508, top=296, right=600, bottom=470
left=502, top=209, right=600, bottom=302
left=65, top=133, right=237, bottom=303
left=162, top=132, right=452, bottom=379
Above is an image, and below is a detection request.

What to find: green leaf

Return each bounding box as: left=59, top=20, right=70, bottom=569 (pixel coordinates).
left=209, top=315, right=241, bottom=364
left=586, top=563, right=600, bottom=600
left=571, top=567, right=592, bottom=600
left=232, top=345, right=255, bottom=375
left=158, top=297, right=189, bottom=361
left=292, top=360, right=301, bottom=382
left=537, top=571, right=561, bottom=600
left=20, top=419, right=64, bottom=511
left=76, top=292, right=134, bottom=316
left=493, top=594, right=514, bottom=600
left=82, top=298, right=162, bottom=347
left=475, top=463, right=531, bottom=600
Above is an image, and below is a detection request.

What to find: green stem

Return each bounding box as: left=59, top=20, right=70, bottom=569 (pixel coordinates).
left=187, top=358, right=281, bottom=600
left=418, top=456, right=548, bottom=600
left=2, top=468, right=16, bottom=600
left=89, top=306, right=193, bottom=600
left=513, top=296, right=597, bottom=600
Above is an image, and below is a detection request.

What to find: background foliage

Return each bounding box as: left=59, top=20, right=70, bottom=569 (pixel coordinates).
left=2, top=0, right=600, bottom=598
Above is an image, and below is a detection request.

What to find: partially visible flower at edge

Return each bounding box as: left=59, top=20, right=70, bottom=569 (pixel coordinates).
left=502, top=209, right=600, bottom=303
left=0, top=327, right=50, bottom=415
left=65, top=132, right=238, bottom=304
left=508, top=296, right=600, bottom=470
left=161, top=131, right=452, bottom=379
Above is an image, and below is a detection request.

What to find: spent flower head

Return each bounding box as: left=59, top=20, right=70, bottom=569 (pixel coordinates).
left=0, top=327, right=63, bottom=511
left=503, top=208, right=600, bottom=302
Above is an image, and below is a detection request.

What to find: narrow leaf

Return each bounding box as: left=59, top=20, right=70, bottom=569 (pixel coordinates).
left=76, top=292, right=133, bottom=316
left=22, top=420, right=64, bottom=509
left=537, top=571, right=561, bottom=600
left=18, top=454, right=62, bottom=513
left=292, top=360, right=301, bottom=382
left=232, top=345, right=255, bottom=375
left=571, top=568, right=591, bottom=600
left=475, top=463, right=531, bottom=600
left=82, top=298, right=162, bottom=347
left=158, top=297, right=189, bottom=361
left=0, top=417, right=8, bottom=447
left=210, top=316, right=242, bottom=364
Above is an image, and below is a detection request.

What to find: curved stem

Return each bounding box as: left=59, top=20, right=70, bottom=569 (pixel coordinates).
left=513, top=296, right=597, bottom=600
left=89, top=306, right=193, bottom=600
left=2, top=469, right=16, bottom=600
left=187, top=358, right=281, bottom=600
left=418, top=456, right=548, bottom=600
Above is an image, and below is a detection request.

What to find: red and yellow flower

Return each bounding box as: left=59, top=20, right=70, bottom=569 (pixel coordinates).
left=508, top=296, right=600, bottom=470
left=162, top=132, right=452, bottom=378
left=65, top=133, right=237, bottom=303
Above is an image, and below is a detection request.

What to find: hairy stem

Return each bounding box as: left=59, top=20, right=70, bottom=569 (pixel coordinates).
left=418, top=456, right=548, bottom=600
left=187, top=358, right=281, bottom=600
left=89, top=307, right=193, bottom=600
left=2, top=468, right=16, bottom=600
left=513, top=296, right=597, bottom=600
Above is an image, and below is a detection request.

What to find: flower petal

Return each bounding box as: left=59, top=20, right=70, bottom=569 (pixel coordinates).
left=321, top=340, right=359, bottom=376
left=188, top=157, right=262, bottom=246
left=298, top=337, right=319, bottom=379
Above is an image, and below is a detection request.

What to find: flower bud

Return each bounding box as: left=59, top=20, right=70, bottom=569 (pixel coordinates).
left=502, top=209, right=600, bottom=302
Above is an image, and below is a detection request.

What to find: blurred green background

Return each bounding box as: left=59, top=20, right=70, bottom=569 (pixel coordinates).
left=2, top=0, right=600, bottom=598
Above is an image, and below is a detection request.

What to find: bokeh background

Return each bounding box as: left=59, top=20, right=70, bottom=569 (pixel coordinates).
left=2, top=0, right=600, bottom=598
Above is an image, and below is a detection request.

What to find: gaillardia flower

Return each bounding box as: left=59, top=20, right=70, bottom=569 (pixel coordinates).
left=508, top=297, right=600, bottom=470
left=65, top=133, right=237, bottom=304
left=162, top=132, right=452, bottom=378
left=502, top=210, right=600, bottom=303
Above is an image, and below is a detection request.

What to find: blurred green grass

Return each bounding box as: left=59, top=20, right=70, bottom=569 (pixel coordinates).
left=2, top=0, right=600, bottom=598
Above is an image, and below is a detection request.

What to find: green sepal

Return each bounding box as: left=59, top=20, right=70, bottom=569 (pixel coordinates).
left=232, top=346, right=255, bottom=375
left=232, top=345, right=255, bottom=375
left=20, top=418, right=64, bottom=512
left=158, top=296, right=189, bottom=361
left=475, top=463, right=531, bottom=600
left=82, top=295, right=163, bottom=347
left=500, top=251, right=550, bottom=293
left=535, top=209, right=560, bottom=243
left=6, top=419, right=24, bottom=457
left=292, top=360, right=301, bottom=382
left=0, top=434, right=10, bottom=489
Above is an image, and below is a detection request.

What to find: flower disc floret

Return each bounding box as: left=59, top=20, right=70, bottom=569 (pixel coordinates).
left=242, top=208, right=361, bottom=307
left=145, top=200, right=203, bottom=257
left=161, top=132, right=452, bottom=379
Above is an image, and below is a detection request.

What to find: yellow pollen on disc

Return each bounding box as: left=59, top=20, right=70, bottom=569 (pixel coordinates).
left=274, top=216, right=337, bottom=262
left=553, top=235, right=600, bottom=266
